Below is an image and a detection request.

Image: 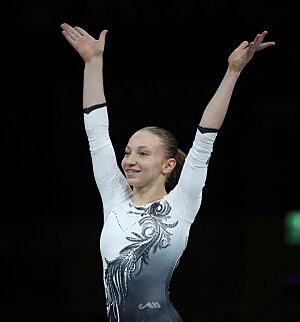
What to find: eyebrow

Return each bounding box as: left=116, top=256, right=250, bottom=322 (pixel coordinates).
left=125, top=145, right=151, bottom=150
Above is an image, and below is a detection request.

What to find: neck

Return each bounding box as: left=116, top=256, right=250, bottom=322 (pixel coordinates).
left=132, top=185, right=167, bottom=206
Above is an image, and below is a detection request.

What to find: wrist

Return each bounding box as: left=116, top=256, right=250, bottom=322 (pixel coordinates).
left=226, top=66, right=241, bottom=78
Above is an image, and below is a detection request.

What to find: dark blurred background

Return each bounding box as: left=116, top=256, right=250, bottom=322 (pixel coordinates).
left=5, top=0, right=300, bottom=321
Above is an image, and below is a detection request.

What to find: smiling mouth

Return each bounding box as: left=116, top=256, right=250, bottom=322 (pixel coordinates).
left=126, top=169, right=141, bottom=176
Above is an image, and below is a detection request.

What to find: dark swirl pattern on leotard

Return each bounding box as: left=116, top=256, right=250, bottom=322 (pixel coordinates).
left=104, top=200, right=178, bottom=321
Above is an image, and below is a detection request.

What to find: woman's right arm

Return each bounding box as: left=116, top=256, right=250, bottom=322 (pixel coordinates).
left=60, top=23, right=107, bottom=107
left=61, top=23, right=131, bottom=215
left=83, top=105, right=131, bottom=217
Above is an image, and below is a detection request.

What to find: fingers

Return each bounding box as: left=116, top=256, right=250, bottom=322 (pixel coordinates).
left=252, top=31, right=266, bottom=46
left=61, top=23, right=108, bottom=43
left=252, top=31, right=271, bottom=48
left=61, top=23, right=92, bottom=42
left=61, top=23, right=80, bottom=38
left=241, top=30, right=275, bottom=56
left=61, top=31, right=77, bottom=47
left=251, top=31, right=275, bottom=52
left=99, top=29, right=108, bottom=41
left=257, top=42, right=276, bottom=51
left=61, top=23, right=82, bottom=45
left=237, top=40, right=250, bottom=50
left=74, top=26, right=90, bottom=37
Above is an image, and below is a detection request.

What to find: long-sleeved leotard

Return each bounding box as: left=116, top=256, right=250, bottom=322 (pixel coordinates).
left=84, top=104, right=218, bottom=322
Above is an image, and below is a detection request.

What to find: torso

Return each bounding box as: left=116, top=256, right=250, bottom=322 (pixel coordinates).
left=100, top=193, right=191, bottom=321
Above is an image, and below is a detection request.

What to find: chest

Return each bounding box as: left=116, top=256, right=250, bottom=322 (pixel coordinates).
left=100, top=199, right=189, bottom=262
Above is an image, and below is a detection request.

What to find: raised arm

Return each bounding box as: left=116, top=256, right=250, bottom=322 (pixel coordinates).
left=60, top=23, right=108, bottom=108
left=199, top=31, right=275, bottom=129
left=61, top=23, right=132, bottom=217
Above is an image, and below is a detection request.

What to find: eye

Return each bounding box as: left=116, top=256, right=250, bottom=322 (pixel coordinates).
left=138, top=152, right=148, bottom=156
left=124, top=151, right=130, bottom=156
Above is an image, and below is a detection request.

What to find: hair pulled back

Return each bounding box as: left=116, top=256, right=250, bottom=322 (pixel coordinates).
left=139, top=126, right=186, bottom=192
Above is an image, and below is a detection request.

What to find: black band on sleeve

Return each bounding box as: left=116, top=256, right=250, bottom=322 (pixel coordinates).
left=83, top=103, right=107, bottom=114
left=197, top=125, right=219, bottom=134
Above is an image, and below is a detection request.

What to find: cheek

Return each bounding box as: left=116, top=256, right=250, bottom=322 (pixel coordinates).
left=121, top=158, right=126, bottom=170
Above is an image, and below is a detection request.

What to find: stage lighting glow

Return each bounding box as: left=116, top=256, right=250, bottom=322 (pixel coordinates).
left=285, top=211, right=300, bottom=245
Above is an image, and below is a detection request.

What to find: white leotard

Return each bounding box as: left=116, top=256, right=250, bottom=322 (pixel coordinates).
left=84, top=105, right=217, bottom=322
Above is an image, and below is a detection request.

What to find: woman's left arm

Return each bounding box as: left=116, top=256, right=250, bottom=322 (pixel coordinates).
left=174, top=31, right=275, bottom=222
left=199, top=31, right=275, bottom=129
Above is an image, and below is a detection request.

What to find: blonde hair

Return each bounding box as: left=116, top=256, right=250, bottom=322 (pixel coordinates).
left=139, top=126, right=186, bottom=192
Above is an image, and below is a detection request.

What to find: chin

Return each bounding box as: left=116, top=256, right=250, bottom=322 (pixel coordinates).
left=126, top=178, right=145, bottom=189
left=126, top=177, right=139, bottom=185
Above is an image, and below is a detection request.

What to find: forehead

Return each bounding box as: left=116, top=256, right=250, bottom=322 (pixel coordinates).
left=127, top=130, right=162, bottom=148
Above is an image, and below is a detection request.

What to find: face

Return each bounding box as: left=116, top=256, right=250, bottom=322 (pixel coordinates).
left=121, top=130, right=174, bottom=189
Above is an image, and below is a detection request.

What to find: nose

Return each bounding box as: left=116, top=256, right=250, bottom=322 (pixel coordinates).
left=125, top=153, right=137, bottom=165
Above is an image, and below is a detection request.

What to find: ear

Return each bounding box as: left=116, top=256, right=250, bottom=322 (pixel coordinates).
left=161, top=158, right=176, bottom=175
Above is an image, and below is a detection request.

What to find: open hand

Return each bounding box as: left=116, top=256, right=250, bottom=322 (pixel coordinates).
left=228, top=31, right=275, bottom=73
left=61, top=23, right=108, bottom=62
